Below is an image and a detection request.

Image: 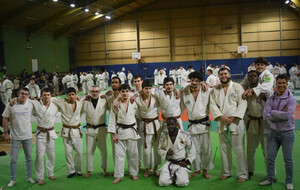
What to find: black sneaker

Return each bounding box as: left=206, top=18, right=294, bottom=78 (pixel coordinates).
left=76, top=172, right=82, bottom=176
left=67, top=173, right=76, bottom=178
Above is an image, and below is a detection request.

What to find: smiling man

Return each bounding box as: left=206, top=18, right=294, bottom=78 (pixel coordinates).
left=260, top=74, right=296, bottom=190
left=210, top=68, right=248, bottom=183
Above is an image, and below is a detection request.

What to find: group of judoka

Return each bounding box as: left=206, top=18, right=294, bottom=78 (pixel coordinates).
left=2, top=57, right=296, bottom=189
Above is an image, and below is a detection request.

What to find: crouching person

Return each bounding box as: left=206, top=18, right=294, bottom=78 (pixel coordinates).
left=158, top=117, right=196, bottom=187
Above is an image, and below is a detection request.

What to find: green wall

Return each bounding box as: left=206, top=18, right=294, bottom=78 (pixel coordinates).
left=2, top=28, right=71, bottom=75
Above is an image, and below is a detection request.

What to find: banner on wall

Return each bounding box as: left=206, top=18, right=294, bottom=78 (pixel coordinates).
left=32, top=59, right=38, bottom=72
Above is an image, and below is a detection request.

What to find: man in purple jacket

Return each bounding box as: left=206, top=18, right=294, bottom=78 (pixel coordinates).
left=260, top=74, right=296, bottom=190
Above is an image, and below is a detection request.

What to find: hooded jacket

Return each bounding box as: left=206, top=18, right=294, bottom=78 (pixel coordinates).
left=263, top=89, right=296, bottom=132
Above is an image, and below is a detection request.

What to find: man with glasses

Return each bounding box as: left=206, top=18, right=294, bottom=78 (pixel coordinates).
left=2, top=87, right=35, bottom=187
left=83, top=85, right=109, bottom=178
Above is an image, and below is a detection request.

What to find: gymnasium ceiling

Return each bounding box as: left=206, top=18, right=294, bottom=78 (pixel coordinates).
left=0, top=0, right=299, bottom=39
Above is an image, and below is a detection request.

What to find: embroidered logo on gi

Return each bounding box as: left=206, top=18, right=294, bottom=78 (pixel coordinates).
left=230, top=93, right=237, bottom=99
left=185, top=101, right=190, bottom=105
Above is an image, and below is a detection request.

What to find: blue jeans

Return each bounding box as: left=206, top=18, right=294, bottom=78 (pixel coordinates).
left=266, top=130, right=294, bottom=184
left=10, top=139, right=32, bottom=181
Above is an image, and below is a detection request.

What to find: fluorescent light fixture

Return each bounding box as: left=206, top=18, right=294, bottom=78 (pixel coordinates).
left=84, top=8, right=89, bottom=12
left=95, top=12, right=99, bottom=15
left=70, top=3, right=75, bottom=7
left=105, top=15, right=111, bottom=19
left=285, top=0, right=290, bottom=4
left=52, top=0, right=58, bottom=2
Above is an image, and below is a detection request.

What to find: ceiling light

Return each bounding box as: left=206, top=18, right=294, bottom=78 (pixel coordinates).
left=52, top=0, right=58, bottom=2
left=95, top=12, right=99, bottom=15
left=105, top=15, right=111, bottom=20
left=84, top=8, right=89, bottom=12
left=285, top=0, right=290, bottom=4
left=70, top=3, right=75, bottom=7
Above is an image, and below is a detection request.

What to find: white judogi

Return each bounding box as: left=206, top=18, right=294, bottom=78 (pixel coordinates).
left=95, top=74, right=100, bottom=87
left=107, top=101, right=140, bottom=178
left=210, top=81, right=248, bottom=179
left=71, top=74, right=78, bottom=91
left=52, top=76, right=59, bottom=96
left=135, top=95, right=161, bottom=169
left=86, top=74, right=94, bottom=92
left=83, top=97, right=108, bottom=172
left=154, top=89, right=183, bottom=130
left=154, top=69, right=159, bottom=86
left=127, top=73, right=133, bottom=88
left=32, top=100, right=58, bottom=181
left=117, top=72, right=127, bottom=84
left=158, top=130, right=196, bottom=187
left=3, top=79, right=13, bottom=103
left=111, top=73, right=117, bottom=79
left=244, top=92, right=270, bottom=173
left=289, top=66, right=300, bottom=88
left=273, top=65, right=280, bottom=79
left=206, top=74, right=220, bottom=87
left=182, top=69, right=194, bottom=88
left=176, top=69, right=182, bottom=85
left=279, top=67, right=287, bottom=75
left=214, top=68, right=220, bottom=76
left=52, top=98, right=83, bottom=175
left=157, top=74, right=166, bottom=88
left=104, top=72, right=109, bottom=89
left=80, top=75, right=88, bottom=94
left=63, top=75, right=72, bottom=88
left=97, top=73, right=105, bottom=90
left=26, top=83, right=40, bottom=98
left=172, top=69, right=177, bottom=84
left=180, top=86, right=214, bottom=172
left=266, top=64, right=273, bottom=74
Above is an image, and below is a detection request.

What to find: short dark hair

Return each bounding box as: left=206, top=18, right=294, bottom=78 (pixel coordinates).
left=133, top=74, right=142, bottom=80
left=163, top=77, right=174, bottom=85
left=30, top=77, right=36, bottom=81
left=119, top=84, right=130, bottom=91
left=254, top=57, right=268, bottom=65
left=276, top=74, right=288, bottom=82
left=66, top=87, right=77, bottom=95
left=207, top=69, right=213, bottom=74
left=18, top=87, right=29, bottom=94
left=41, top=87, right=53, bottom=95
left=142, top=80, right=152, bottom=88
left=218, top=67, right=231, bottom=75
left=111, top=77, right=121, bottom=84
left=188, top=71, right=203, bottom=81
left=247, top=70, right=259, bottom=77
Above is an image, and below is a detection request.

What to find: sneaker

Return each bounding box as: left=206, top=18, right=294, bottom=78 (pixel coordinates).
left=67, top=173, right=76, bottom=178
left=8, top=180, right=16, bottom=187
left=286, top=184, right=293, bottom=190
left=27, top=177, right=35, bottom=184
left=259, top=180, right=272, bottom=186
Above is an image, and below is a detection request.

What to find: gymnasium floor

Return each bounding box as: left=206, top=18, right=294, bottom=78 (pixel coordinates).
left=0, top=88, right=299, bottom=190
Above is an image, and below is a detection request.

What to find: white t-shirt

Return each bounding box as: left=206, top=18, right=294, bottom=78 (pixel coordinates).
left=2, top=100, right=33, bottom=140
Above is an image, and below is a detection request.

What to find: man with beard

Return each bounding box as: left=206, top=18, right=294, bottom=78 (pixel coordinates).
left=244, top=70, right=272, bottom=178
left=210, top=68, right=248, bottom=183
left=242, top=57, right=274, bottom=100
left=158, top=117, right=196, bottom=187
left=82, top=85, right=109, bottom=178
left=181, top=72, right=214, bottom=179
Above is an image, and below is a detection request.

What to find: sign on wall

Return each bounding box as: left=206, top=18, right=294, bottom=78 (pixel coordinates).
left=32, top=59, right=38, bottom=72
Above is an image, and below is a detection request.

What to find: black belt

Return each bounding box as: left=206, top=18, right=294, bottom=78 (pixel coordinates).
left=117, top=123, right=138, bottom=134
left=168, top=159, right=191, bottom=177
left=86, top=123, right=107, bottom=129
left=188, top=116, right=210, bottom=128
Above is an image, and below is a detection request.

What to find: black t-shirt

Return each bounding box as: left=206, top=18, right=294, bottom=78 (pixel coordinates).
left=91, top=97, right=98, bottom=109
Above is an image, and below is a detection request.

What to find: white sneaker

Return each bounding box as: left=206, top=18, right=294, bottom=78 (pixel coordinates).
left=259, top=180, right=272, bottom=186
left=27, top=177, right=35, bottom=184
left=286, top=184, right=293, bottom=190
left=8, top=180, right=16, bottom=187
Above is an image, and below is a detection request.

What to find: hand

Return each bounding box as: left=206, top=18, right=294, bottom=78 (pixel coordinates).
left=100, top=95, right=106, bottom=99
left=130, top=94, right=138, bottom=103
left=4, top=133, right=10, bottom=142
left=85, top=95, right=91, bottom=101
left=283, top=106, right=288, bottom=112
left=9, top=98, right=16, bottom=106
left=113, top=133, right=119, bottom=143
left=200, top=82, right=208, bottom=92
left=105, top=90, right=112, bottom=96
left=167, top=149, right=173, bottom=156
left=242, top=91, right=248, bottom=100
left=113, top=98, right=120, bottom=110
left=179, top=161, right=188, bottom=167
left=220, top=116, right=233, bottom=125
left=174, top=88, right=181, bottom=99
left=76, top=96, right=81, bottom=101
left=259, top=93, right=267, bottom=101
